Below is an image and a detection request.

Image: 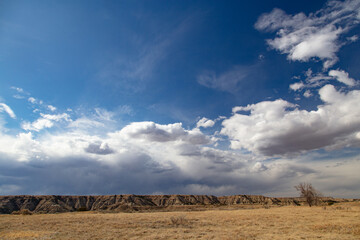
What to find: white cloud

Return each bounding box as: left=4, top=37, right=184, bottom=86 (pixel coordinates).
left=22, top=113, right=71, bottom=132
left=40, top=113, right=71, bottom=121
left=221, top=84, right=360, bottom=156
left=305, top=71, right=333, bottom=86
left=10, top=87, right=30, bottom=100
left=347, top=35, right=358, bottom=42
left=255, top=0, right=360, bottom=68
left=196, top=117, right=215, bottom=128
left=289, top=82, right=305, bottom=91
left=328, top=69, right=358, bottom=86
left=303, top=90, right=312, bottom=98
left=47, top=105, right=57, bottom=112
left=290, top=68, right=341, bottom=93
left=10, top=87, right=24, bottom=93
left=0, top=103, right=16, bottom=119
left=28, top=97, right=36, bottom=103
left=22, top=119, right=53, bottom=132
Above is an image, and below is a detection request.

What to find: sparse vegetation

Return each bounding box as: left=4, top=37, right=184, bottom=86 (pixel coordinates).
left=170, top=215, right=188, bottom=226
left=11, top=209, right=32, bottom=215
left=263, top=204, right=270, bottom=209
left=295, top=182, right=321, bottom=207
left=0, top=202, right=359, bottom=239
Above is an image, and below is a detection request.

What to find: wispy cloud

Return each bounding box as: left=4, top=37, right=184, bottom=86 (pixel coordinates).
left=10, top=86, right=30, bottom=99
left=329, top=69, right=358, bottom=86
left=10, top=86, right=24, bottom=93
left=98, top=15, right=196, bottom=92
left=289, top=68, right=358, bottom=97
left=0, top=103, right=16, bottom=119
left=197, top=64, right=262, bottom=93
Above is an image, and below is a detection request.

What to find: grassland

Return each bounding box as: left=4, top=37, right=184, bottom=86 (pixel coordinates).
left=0, top=202, right=359, bottom=239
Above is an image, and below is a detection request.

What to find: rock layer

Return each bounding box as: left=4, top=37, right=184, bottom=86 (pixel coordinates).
left=0, top=194, right=343, bottom=214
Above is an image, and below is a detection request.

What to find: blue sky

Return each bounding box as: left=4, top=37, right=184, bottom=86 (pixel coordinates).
left=1, top=0, right=360, bottom=197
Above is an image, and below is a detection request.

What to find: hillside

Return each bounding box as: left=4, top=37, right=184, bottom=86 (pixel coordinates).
left=0, top=194, right=349, bottom=214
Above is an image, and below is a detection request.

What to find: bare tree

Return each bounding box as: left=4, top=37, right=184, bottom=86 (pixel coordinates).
left=294, top=183, right=321, bottom=207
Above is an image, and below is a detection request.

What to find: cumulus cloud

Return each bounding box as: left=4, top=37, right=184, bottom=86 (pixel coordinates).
left=328, top=69, right=358, bottom=86
left=0, top=122, right=318, bottom=196
left=255, top=0, right=360, bottom=68
left=221, top=84, right=360, bottom=156
left=85, top=142, right=115, bottom=155
left=117, top=121, right=211, bottom=145
left=0, top=119, right=246, bottom=195
left=196, top=117, right=215, bottom=128
left=0, top=103, right=16, bottom=119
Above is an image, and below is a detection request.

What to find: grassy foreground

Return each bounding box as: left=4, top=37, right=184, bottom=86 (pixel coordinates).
left=0, top=202, right=359, bottom=239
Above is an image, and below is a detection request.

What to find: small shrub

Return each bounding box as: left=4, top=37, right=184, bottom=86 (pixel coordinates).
left=170, top=215, right=188, bottom=226
left=12, top=209, right=33, bottom=215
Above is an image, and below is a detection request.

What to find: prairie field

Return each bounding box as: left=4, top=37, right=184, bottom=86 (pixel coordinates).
left=0, top=202, right=359, bottom=240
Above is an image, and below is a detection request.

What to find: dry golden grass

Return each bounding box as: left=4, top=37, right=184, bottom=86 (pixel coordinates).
left=0, top=202, right=359, bottom=239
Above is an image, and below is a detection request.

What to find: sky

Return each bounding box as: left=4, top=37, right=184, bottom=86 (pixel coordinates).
left=0, top=0, right=360, bottom=198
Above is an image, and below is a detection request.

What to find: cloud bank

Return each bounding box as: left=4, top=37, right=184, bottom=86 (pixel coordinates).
left=1, top=84, right=360, bottom=197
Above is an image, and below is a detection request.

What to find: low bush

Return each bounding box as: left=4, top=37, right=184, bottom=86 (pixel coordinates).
left=11, top=209, right=33, bottom=215
left=170, top=215, right=188, bottom=226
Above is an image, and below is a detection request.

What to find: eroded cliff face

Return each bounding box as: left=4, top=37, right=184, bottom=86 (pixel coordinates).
left=0, top=194, right=340, bottom=214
